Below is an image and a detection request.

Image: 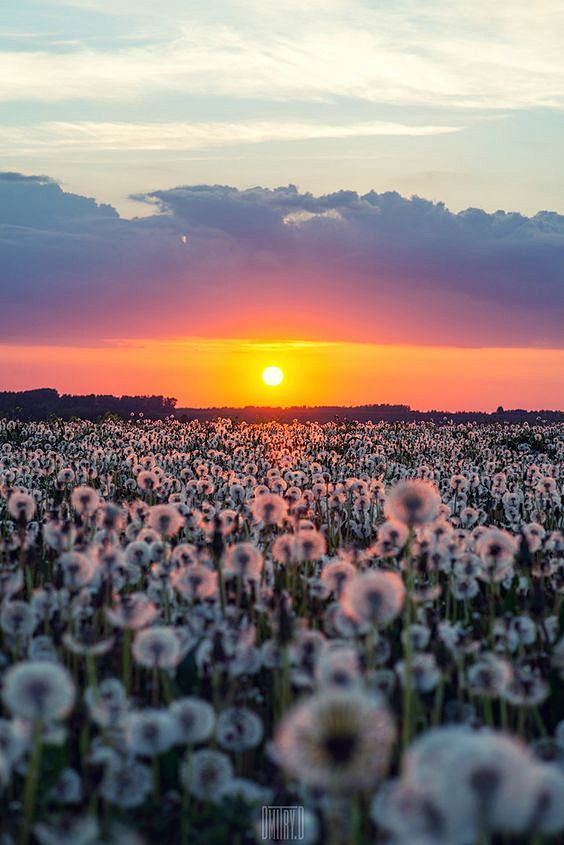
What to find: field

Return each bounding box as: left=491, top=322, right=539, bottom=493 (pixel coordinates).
left=0, top=417, right=563, bottom=845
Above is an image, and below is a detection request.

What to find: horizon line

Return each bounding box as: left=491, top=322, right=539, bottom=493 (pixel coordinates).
left=1, top=388, right=562, bottom=417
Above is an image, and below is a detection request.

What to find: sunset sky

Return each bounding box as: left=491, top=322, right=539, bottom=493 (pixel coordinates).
left=1, top=2, right=563, bottom=410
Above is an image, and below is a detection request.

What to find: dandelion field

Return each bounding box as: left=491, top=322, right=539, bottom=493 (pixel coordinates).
left=0, top=416, right=563, bottom=845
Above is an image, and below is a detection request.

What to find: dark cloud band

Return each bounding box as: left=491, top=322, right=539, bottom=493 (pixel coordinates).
left=0, top=174, right=562, bottom=347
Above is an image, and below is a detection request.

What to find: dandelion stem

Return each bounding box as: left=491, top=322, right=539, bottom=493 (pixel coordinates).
left=280, top=643, right=290, bottom=715
left=483, top=696, right=494, bottom=728
left=19, top=719, right=43, bottom=845
left=161, top=669, right=172, bottom=704
left=500, top=697, right=509, bottom=731
left=122, top=627, right=132, bottom=694
left=350, top=795, right=362, bottom=845
left=532, top=706, right=547, bottom=737
left=432, top=675, right=445, bottom=726
left=152, top=754, right=160, bottom=798
left=215, top=554, right=226, bottom=614
left=86, top=652, right=98, bottom=702
left=517, top=706, right=526, bottom=737
left=180, top=784, right=191, bottom=845
left=402, top=537, right=414, bottom=750
left=152, top=665, right=160, bottom=707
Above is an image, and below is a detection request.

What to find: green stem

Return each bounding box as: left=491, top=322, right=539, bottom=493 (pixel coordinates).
left=280, top=644, right=290, bottom=715
left=152, top=754, right=160, bottom=798
left=432, top=676, right=445, bottom=727
left=350, top=795, right=362, bottom=845
left=86, top=652, right=99, bottom=702
left=122, top=628, right=132, bottom=694
left=161, top=670, right=172, bottom=704
left=19, top=720, right=43, bottom=845
left=483, top=697, right=494, bottom=728
left=402, top=546, right=414, bottom=751
left=517, top=706, right=526, bottom=737
left=180, top=745, right=192, bottom=845
left=152, top=665, right=160, bottom=707
left=532, top=706, right=547, bottom=737
left=500, top=697, right=509, bottom=731
left=216, top=555, right=226, bottom=613
left=181, top=783, right=191, bottom=845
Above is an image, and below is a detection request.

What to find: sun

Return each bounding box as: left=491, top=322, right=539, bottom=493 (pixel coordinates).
left=262, top=365, right=284, bottom=387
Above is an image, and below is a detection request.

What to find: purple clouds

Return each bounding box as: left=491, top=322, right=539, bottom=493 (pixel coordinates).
left=1, top=173, right=562, bottom=347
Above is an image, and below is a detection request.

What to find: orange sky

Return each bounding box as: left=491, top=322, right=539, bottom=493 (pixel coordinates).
left=1, top=339, right=562, bottom=411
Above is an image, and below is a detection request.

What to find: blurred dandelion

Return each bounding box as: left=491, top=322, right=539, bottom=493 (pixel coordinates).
left=341, top=570, right=405, bottom=627
left=385, top=479, right=441, bottom=527
left=274, top=689, right=395, bottom=791
left=3, top=660, right=75, bottom=721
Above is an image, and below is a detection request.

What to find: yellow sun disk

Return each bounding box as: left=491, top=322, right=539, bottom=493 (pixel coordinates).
left=262, top=366, right=284, bottom=386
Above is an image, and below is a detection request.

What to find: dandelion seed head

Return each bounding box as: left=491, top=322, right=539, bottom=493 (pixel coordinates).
left=2, top=660, right=75, bottom=721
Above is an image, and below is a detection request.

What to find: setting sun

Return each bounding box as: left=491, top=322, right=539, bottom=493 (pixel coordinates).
left=262, top=365, right=284, bottom=386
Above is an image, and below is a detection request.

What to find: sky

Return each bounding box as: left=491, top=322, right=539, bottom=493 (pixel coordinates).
left=0, top=2, right=563, bottom=410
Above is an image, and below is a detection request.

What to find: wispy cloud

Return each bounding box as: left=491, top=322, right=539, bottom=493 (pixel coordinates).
left=1, top=2, right=564, bottom=109
left=0, top=120, right=461, bottom=153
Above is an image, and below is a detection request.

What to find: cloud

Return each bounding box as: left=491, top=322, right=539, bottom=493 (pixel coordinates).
left=0, top=172, right=56, bottom=183
left=0, top=171, right=117, bottom=228
left=0, top=120, right=462, bottom=154
left=1, top=2, right=564, bottom=110
left=0, top=173, right=562, bottom=348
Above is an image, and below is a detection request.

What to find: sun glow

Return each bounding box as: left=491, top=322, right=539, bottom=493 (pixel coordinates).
left=1, top=338, right=562, bottom=409
left=262, top=365, right=284, bottom=386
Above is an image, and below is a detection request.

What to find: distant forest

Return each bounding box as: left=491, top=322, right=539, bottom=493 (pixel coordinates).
left=0, top=389, right=177, bottom=421
left=0, top=388, right=562, bottom=424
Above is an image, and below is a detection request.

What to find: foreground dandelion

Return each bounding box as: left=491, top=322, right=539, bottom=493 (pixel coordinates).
left=7, top=491, right=36, bottom=522
left=2, top=661, right=75, bottom=845
left=375, top=726, right=564, bottom=843
left=169, top=697, right=216, bottom=744
left=147, top=503, right=184, bottom=536
left=384, top=479, right=441, bottom=527
left=132, top=626, right=181, bottom=669
left=126, top=709, right=177, bottom=756
left=100, top=757, right=153, bottom=807
left=216, top=706, right=264, bottom=751
left=224, top=541, right=264, bottom=581
left=341, top=569, right=405, bottom=627
left=180, top=749, right=234, bottom=800
left=274, top=689, right=395, bottom=792
left=2, top=660, right=75, bottom=722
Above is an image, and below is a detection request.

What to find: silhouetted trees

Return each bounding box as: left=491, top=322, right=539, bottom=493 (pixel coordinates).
left=0, top=390, right=561, bottom=424
left=175, top=404, right=562, bottom=424
left=0, top=389, right=177, bottom=421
